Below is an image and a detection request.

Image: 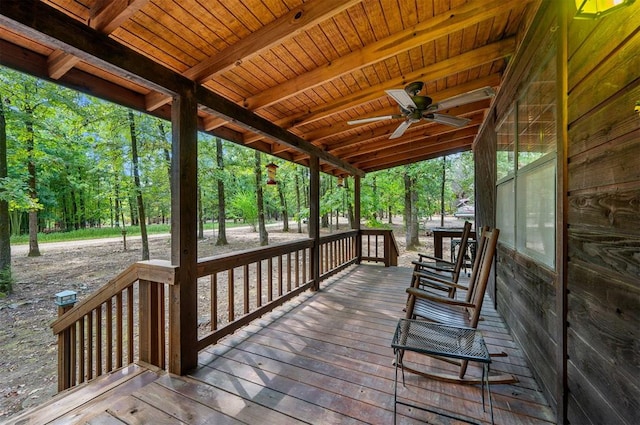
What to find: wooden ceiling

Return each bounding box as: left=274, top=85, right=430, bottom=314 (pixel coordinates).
left=0, top=0, right=539, bottom=177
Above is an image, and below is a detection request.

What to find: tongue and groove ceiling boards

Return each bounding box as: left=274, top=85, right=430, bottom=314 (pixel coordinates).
left=0, top=0, right=539, bottom=176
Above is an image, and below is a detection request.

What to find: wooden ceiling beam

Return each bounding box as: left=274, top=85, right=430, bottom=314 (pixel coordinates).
left=357, top=138, right=475, bottom=172
left=300, top=76, right=501, bottom=143
left=244, top=67, right=501, bottom=148
left=0, top=1, right=362, bottom=176
left=348, top=126, right=480, bottom=166
left=335, top=118, right=485, bottom=161
left=185, top=0, right=360, bottom=83
left=0, top=38, right=245, bottom=145
left=90, top=0, right=149, bottom=33
left=287, top=105, right=487, bottom=162
left=243, top=0, right=532, bottom=111
left=143, top=0, right=360, bottom=112
left=46, top=0, right=149, bottom=80
left=196, top=86, right=364, bottom=176
left=282, top=40, right=513, bottom=128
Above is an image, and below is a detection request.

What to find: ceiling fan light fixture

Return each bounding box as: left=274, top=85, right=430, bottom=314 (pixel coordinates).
left=574, top=0, right=636, bottom=19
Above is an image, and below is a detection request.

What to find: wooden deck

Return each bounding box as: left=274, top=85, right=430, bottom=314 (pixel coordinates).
left=7, top=264, right=555, bottom=424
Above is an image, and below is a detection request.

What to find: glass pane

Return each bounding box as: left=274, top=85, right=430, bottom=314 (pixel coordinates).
left=497, top=108, right=516, bottom=180
left=518, top=55, right=557, bottom=169
left=496, top=179, right=515, bottom=247
left=516, top=160, right=556, bottom=267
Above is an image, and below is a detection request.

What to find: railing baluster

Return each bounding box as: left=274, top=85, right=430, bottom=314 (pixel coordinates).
left=287, top=253, right=292, bottom=292
left=79, top=315, right=85, bottom=383
left=244, top=264, right=249, bottom=315
left=116, top=292, right=123, bottom=368
left=295, top=250, right=300, bottom=288
left=268, top=257, right=273, bottom=302
left=106, top=298, right=113, bottom=373
left=211, top=274, right=217, bottom=331
left=278, top=255, right=283, bottom=296
left=95, top=305, right=102, bottom=377
left=256, top=261, right=262, bottom=308
left=87, top=311, right=93, bottom=380
left=127, top=286, right=134, bottom=364
left=228, top=268, right=235, bottom=322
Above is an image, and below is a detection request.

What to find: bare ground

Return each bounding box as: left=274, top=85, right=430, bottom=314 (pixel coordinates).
left=0, top=218, right=463, bottom=419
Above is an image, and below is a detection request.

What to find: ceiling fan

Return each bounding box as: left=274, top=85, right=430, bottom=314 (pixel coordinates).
left=347, top=83, right=496, bottom=139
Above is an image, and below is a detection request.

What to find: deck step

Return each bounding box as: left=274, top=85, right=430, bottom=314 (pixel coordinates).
left=5, top=364, right=161, bottom=424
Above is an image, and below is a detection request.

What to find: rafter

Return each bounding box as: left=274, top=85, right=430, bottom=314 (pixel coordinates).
left=0, top=0, right=363, bottom=176
left=46, top=0, right=149, bottom=80
left=243, top=0, right=533, bottom=111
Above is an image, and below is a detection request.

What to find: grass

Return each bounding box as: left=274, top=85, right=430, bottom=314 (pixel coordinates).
left=10, top=220, right=247, bottom=245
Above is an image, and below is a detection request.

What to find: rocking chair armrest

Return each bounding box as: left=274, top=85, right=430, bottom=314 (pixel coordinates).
left=411, top=259, right=455, bottom=273
left=406, top=287, right=474, bottom=308
left=413, top=271, right=468, bottom=291
left=417, top=253, right=453, bottom=265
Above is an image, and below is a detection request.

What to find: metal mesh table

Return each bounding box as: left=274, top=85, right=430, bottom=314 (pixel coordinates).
left=391, top=319, right=493, bottom=424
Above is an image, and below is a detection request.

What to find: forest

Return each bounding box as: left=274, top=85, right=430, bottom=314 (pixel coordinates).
left=0, top=66, right=474, bottom=294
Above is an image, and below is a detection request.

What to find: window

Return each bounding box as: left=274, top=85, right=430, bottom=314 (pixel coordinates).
left=496, top=50, right=556, bottom=268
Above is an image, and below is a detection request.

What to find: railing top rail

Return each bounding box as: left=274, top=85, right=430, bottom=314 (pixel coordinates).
left=51, top=260, right=176, bottom=334
left=319, top=230, right=358, bottom=243
left=197, top=238, right=314, bottom=277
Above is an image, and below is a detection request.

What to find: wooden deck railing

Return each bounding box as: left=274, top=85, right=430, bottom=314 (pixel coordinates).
left=50, top=260, right=177, bottom=391
left=52, top=229, right=398, bottom=391
left=360, top=228, right=399, bottom=266
left=195, top=238, right=315, bottom=351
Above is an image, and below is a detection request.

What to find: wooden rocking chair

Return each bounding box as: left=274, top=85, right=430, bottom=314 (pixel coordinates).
left=410, top=221, right=472, bottom=298
left=401, top=226, right=517, bottom=385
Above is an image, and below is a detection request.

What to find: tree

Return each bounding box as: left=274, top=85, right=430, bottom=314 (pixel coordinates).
left=254, top=150, right=268, bottom=246
left=128, top=111, right=149, bottom=260
left=404, top=167, right=420, bottom=249
left=215, top=138, right=228, bottom=245
left=0, top=98, right=11, bottom=292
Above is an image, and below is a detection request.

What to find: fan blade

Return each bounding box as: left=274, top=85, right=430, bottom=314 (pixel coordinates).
left=389, top=119, right=412, bottom=139
left=432, top=86, right=496, bottom=111
left=347, top=114, right=402, bottom=125
left=428, top=113, right=471, bottom=127
left=385, top=89, right=417, bottom=110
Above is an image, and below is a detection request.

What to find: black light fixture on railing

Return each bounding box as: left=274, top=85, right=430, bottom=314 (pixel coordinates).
left=574, top=0, right=636, bottom=19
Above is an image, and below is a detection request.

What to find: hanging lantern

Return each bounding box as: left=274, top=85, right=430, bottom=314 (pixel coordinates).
left=337, top=176, right=344, bottom=187
left=265, top=163, right=278, bottom=185
left=574, top=0, right=636, bottom=19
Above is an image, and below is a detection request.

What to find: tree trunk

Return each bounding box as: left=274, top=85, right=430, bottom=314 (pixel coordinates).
left=215, top=138, right=228, bottom=245
left=295, top=171, right=302, bottom=233
left=25, top=106, right=40, bottom=257
left=441, top=155, right=446, bottom=227
left=345, top=178, right=354, bottom=228
left=197, top=185, right=204, bottom=239
left=277, top=180, right=289, bottom=232
left=128, top=111, right=148, bottom=260
left=404, top=171, right=420, bottom=250
left=254, top=150, right=268, bottom=246
left=0, top=100, right=11, bottom=292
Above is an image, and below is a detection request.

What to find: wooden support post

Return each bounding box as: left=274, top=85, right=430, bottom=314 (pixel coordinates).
left=309, top=156, right=320, bottom=291
left=354, top=175, right=362, bottom=263
left=57, top=304, right=74, bottom=391
left=168, top=85, right=199, bottom=375
left=139, top=280, right=162, bottom=368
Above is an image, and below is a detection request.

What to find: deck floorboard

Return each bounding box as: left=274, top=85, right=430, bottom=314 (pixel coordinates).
left=7, top=264, right=555, bottom=424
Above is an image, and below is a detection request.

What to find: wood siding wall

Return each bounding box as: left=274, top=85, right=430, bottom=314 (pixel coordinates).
left=484, top=1, right=561, bottom=414
left=482, top=1, right=640, bottom=422
left=566, top=1, right=640, bottom=423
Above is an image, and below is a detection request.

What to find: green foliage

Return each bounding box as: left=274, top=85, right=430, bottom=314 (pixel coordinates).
left=0, top=66, right=477, bottom=247
left=0, top=267, right=12, bottom=294
left=230, top=191, right=258, bottom=229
